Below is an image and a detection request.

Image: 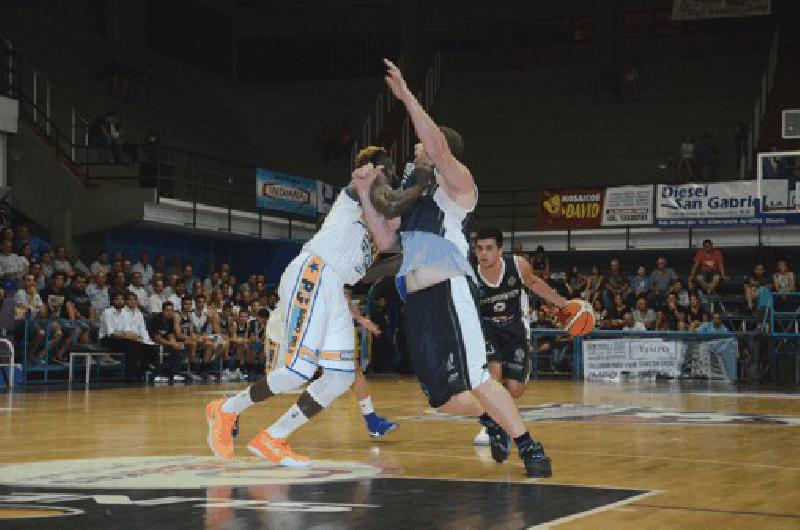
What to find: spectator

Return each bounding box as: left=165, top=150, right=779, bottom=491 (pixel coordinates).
left=266, top=290, right=278, bottom=311
left=29, top=262, right=46, bottom=291
left=632, top=297, right=656, bottom=330
left=591, top=299, right=608, bottom=329
left=18, top=243, right=34, bottom=266
left=164, top=273, right=179, bottom=298
left=87, top=271, right=110, bottom=314
left=565, top=266, right=586, bottom=300
left=744, top=263, right=771, bottom=311
left=0, top=227, right=12, bottom=243
left=690, top=239, right=727, bottom=294
left=697, top=311, right=730, bottom=334
left=99, top=291, right=151, bottom=382
left=630, top=266, right=651, bottom=299
left=604, top=258, right=631, bottom=308
left=53, top=245, right=74, bottom=279
left=686, top=293, right=709, bottom=331
left=110, top=271, right=127, bottom=293
left=671, top=279, right=690, bottom=309
left=168, top=281, right=188, bottom=310
left=39, top=271, right=72, bottom=362
left=90, top=250, right=109, bottom=277
left=606, top=293, right=629, bottom=329
left=132, top=252, right=154, bottom=285
left=0, top=239, right=27, bottom=290
left=14, top=273, right=46, bottom=362
left=65, top=272, right=95, bottom=345
left=663, top=294, right=685, bottom=331
left=654, top=309, right=670, bottom=331
left=677, top=133, right=695, bottom=180
left=622, top=312, right=646, bottom=331
left=90, top=110, right=127, bottom=163
left=147, top=301, right=184, bottom=383
left=773, top=260, right=796, bottom=319
left=40, top=249, right=54, bottom=282
left=204, top=270, right=223, bottom=293
left=584, top=265, right=604, bottom=303
left=225, top=274, right=238, bottom=299
left=13, top=225, right=48, bottom=259
left=122, top=259, right=133, bottom=283
left=182, top=263, right=198, bottom=293
left=694, top=133, right=717, bottom=181
left=107, top=259, right=123, bottom=285
left=240, top=274, right=257, bottom=294
left=191, top=279, right=204, bottom=299
left=530, top=245, right=550, bottom=279
left=148, top=272, right=163, bottom=296
left=127, top=271, right=149, bottom=313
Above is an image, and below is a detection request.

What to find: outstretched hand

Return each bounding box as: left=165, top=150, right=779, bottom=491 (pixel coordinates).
left=384, top=58, right=410, bottom=101
left=352, top=162, right=382, bottom=194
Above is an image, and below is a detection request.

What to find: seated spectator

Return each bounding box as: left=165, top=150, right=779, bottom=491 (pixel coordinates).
left=122, top=259, right=134, bottom=283
left=182, top=263, right=198, bottom=293
left=53, top=245, right=74, bottom=279
left=14, top=272, right=47, bottom=363
left=174, top=295, right=199, bottom=369
left=228, top=308, right=256, bottom=381
left=149, top=278, right=168, bottom=315
left=29, top=262, right=46, bottom=291
left=773, top=260, right=797, bottom=325
left=662, top=295, right=685, bottom=331
left=603, top=258, right=631, bottom=308
left=147, top=301, right=184, bottom=383
left=606, top=293, right=629, bottom=329
left=671, top=279, right=690, bottom=309
left=654, top=309, right=670, bottom=331
left=168, top=281, right=188, bottom=310
left=744, top=263, right=772, bottom=311
left=90, top=250, right=109, bottom=277
left=106, top=259, right=124, bottom=285
left=690, top=239, right=727, bottom=294
left=13, top=225, right=48, bottom=260
left=530, top=245, right=549, bottom=279
left=632, top=297, right=656, bottom=330
left=591, top=299, right=608, bottom=329
left=686, top=293, right=709, bottom=331
left=128, top=271, right=149, bottom=313
left=204, top=270, right=223, bottom=293
left=65, top=272, right=95, bottom=346
left=148, top=272, right=163, bottom=296
left=565, top=266, right=586, bottom=300
left=240, top=274, right=257, bottom=295
left=630, top=266, right=651, bottom=299
left=132, top=252, right=154, bottom=286
left=584, top=265, right=604, bottom=304
left=677, top=133, right=695, bottom=180
left=18, top=243, right=34, bottom=266
left=0, top=239, right=27, bottom=291
left=266, top=291, right=279, bottom=311
left=39, top=271, right=73, bottom=363
left=697, top=311, right=730, bottom=334
left=694, top=133, right=717, bottom=181
left=40, top=249, right=54, bottom=282
left=650, top=258, right=678, bottom=308
left=87, top=271, right=110, bottom=314
left=99, top=291, right=153, bottom=382
left=622, top=312, right=646, bottom=331
left=110, top=271, right=127, bottom=294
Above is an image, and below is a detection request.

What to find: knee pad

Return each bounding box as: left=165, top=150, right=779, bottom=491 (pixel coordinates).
left=265, top=367, right=307, bottom=395
left=306, top=369, right=355, bottom=408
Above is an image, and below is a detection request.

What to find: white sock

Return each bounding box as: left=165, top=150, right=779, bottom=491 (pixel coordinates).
left=266, top=404, right=309, bottom=439
left=359, top=396, right=374, bottom=416
left=221, top=388, right=254, bottom=414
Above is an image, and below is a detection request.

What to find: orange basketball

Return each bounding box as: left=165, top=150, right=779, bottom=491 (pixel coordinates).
left=562, top=299, right=595, bottom=336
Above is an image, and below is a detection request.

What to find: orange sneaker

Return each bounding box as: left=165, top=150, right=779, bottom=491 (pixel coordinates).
left=206, top=398, right=238, bottom=460
left=247, top=430, right=311, bottom=467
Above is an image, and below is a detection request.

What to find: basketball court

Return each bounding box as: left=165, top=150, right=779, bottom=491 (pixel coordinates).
left=1, top=378, right=799, bottom=528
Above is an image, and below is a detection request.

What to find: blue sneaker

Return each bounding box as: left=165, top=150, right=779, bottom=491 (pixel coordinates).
left=366, top=414, right=399, bottom=438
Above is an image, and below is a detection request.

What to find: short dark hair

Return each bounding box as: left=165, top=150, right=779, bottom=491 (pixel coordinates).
left=441, top=127, right=464, bottom=160
left=162, top=301, right=174, bottom=311
left=257, top=308, right=270, bottom=319
left=476, top=227, right=503, bottom=248
left=181, top=295, right=193, bottom=303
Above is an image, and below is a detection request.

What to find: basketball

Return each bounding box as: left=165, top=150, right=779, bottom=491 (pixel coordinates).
left=562, top=299, right=595, bottom=336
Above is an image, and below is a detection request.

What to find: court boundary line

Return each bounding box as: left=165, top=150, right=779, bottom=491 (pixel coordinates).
left=629, top=503, right=800, bottom=520
left=527, top=490, right=661, bottom=529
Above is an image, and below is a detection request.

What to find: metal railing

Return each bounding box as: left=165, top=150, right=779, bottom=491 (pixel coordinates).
left=743, top=28, right=779, bottom=178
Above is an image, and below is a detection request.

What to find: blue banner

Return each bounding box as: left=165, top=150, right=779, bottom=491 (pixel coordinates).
left=256, top=168, right=317, bottom=217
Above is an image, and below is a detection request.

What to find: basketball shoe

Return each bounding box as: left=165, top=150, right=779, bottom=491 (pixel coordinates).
left=365, top=414, right=399, bottom=438
left=519, top=440, right=553, bottom=478
left=247, top=430, right=310, bottom=467
left=479, top=415, right=510, bottom=463
left=206, top=398, right=238, bottom=460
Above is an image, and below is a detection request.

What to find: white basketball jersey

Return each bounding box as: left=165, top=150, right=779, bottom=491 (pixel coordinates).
left=304, top=189, right=376, bottom=286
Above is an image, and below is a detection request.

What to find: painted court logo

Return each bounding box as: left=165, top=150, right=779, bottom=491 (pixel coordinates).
left=0, top=456, right=381, bottom=490
left=406, top=403, right=800, bottom=426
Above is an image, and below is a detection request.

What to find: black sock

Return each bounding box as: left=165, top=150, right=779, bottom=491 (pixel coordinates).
left=479, top=413, right=496, bottom=428
left=514, top=431, right=533, bottom=449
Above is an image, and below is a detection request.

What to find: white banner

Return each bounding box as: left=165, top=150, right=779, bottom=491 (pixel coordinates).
left=583, top=339, right=683, bottom=379
left=602, top=185, right=653, bottom=226
left=656, top=180, right=760, bottom=227
left=672, top=0, right=771, bottom=20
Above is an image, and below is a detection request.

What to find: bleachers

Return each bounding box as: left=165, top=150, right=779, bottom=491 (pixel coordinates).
left=434, top=31, right=769, bottom=191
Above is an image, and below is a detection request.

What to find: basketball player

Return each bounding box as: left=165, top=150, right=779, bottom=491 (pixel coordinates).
left=472, top=227, right=568, bottom=446
left=206, top=146, right=429, bottom=465
left=366, top=58, right=559, bottom=476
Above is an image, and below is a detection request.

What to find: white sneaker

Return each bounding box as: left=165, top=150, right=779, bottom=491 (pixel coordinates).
left=474, top=426, right=490, bottom=446
left=153, top=375, right=169, bottom=384
left=233, top=368, right=244, bottom=381
left=173, top=374, right=186, bottom=383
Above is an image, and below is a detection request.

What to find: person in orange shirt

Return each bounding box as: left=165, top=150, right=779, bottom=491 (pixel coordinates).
left=689, top=239, right=728, bottom=294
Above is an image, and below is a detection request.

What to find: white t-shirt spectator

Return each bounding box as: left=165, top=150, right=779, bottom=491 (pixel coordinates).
left=124, top=307, right=153, bottom=344
left=14, top=289, right=43, bottom=319
left=99, top=306, right=129, bottom=339
left=149, top=291, right=167, bottom=314
left=132, top=262, right=154, bottom=285
left=86, top=283, right=110, bottom=314
left=0, top=251, right=27, bottom=280
left=54, top=258, right=73, bottom=276
left=90, top=261, right=108, bottom=277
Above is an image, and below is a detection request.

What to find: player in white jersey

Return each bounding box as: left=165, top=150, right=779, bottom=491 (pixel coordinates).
left=206, top=146, right=427, bottom=465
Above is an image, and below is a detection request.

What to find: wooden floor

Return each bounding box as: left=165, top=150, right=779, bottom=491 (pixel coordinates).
left=1, top=378, right=799, bottom=528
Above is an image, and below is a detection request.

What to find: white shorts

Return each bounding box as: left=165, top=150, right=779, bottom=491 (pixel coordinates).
left=278, top=251, right=355, bottom=380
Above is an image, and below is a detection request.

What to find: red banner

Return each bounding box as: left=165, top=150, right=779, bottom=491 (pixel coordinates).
left=537, top=188, right=604, bottom=229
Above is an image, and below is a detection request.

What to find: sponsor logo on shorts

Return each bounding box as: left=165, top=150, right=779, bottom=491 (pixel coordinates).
left=403, top=403, right=800, bottom=426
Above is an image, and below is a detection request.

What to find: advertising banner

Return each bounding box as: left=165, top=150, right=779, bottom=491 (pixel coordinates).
left=537, top=188, right=604, bottom=229
left=601, top=185, right=653, bottom=226
left=656, top=181, right=761, bottom=227
left=583, top=339, right=683, bottom=379
left=672, top=0, right=770, bottom=20
left=256, top=168, right=318, bottom=217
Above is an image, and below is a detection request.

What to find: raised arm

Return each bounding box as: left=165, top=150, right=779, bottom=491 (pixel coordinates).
left=516, top=256, right=568, bottom=309
left=384, top=59, right=475, bottom=203
left=351, top=163, right=399, bottom=251
left=369, top=162, right=433, bottom=219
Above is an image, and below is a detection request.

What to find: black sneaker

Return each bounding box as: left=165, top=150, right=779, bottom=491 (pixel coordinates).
left=479, top=416, right=510, bottom=463
left=519, top=441, right=553, bottom=478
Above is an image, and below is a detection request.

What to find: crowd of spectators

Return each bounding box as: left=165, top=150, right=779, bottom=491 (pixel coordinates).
left=1, top=225, right=279, bottom=384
